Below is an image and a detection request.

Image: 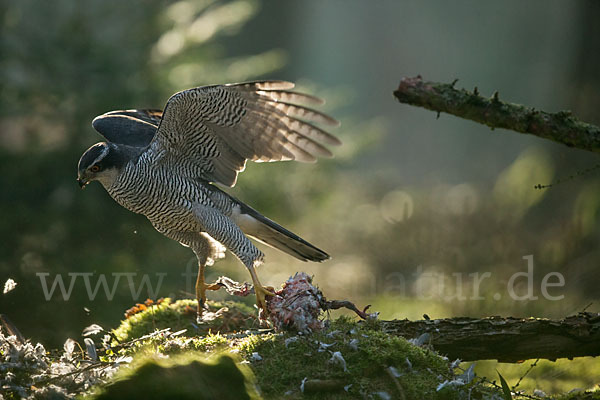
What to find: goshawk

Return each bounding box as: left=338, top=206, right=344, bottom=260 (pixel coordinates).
left=76, top=81, right=340, bottom=319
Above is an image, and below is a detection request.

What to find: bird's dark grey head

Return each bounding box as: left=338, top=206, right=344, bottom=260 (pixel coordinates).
left=77, top=142, right=126, bottom=189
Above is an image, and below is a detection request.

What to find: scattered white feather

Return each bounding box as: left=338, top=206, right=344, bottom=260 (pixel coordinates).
left=438, top=363, right=476, bottom=391
left=3, top=278, right=17, bottom=294
left=450, top=358, right=462, bottom=370
left=408, top=332, right=430, bottom=347
left=113, top=355, right=133, bottom=365
left=317, top=341, right=336, bottom=352
left=198, top=307, right=229, bottom=322
left=284, top=336, right=299, bottom=348
left=62, top=339, right=76, bottom=362
left=83, top=338, right=97, bottom=361
left=458, top=363, right=475, bottom=384
left=250, top=352, right=262, bottom=362
left=326, top=330, right=340, bottom=339
left=367, top=312, right=380, bottom=320
left=329, top=351, right=348, bottom=372
left=348, top=338, right=359, bottom=351
left=374, top=391, right=391, bottom=399
left=82, top=324, right=104, bottom=336
left=0, top=329, right=121, bottom=398
left=388, top=366, right=402, bottom=378
left=437, top=379, right=465, bottom=391
left=300, top=377, right=308, bottom=393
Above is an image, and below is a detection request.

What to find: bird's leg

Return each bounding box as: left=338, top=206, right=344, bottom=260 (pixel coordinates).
left=155, top=229, right=223, bottom=319
left=247, top=263, right=275, bottom=318
left=195, top=261, right=222, bottom=318
left=195, top=261, right=207, bottom=316
left=191, top=205, right=274, bottom=318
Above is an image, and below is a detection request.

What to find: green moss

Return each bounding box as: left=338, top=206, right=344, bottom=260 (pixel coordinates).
left=86, top=353, right=260, bottom=400
left=157, top=332, right=230, bottom=354
left=98, top=302, right=507, bottom=399
left=108, top=331, right=232, bottom=361
left=111, top=298, right=257, bottom=343
left=234, top=318, right=465, bottom=399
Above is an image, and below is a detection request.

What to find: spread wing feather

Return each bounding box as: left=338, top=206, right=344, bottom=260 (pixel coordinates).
left=91, top=109, right=163, bottom=147
left=104, top=109, right=163, bottom=126
left=255, top=90, right=324, bottom=106
left=151, top=80, right=340, bottom=187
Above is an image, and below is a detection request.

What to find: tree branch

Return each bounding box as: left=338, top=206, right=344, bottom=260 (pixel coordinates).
left=382, top=312, right=600, bottom=363
left=394, top=76, right=600, bottom=153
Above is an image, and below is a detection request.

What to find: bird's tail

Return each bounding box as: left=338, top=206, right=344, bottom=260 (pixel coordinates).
left=232, top=200, right=330, bottom=262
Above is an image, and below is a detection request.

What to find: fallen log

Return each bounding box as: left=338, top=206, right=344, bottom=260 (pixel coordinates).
left=382, top=312, right=600, bottom=362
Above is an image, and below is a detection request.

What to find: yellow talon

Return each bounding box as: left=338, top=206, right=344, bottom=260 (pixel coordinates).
left=248, top=266, right=275, bottom=317
left=254, top=284, right=275, bottom=316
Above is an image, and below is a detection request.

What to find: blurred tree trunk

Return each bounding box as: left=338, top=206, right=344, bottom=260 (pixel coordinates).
left=570, top=1, right=600, bottom=124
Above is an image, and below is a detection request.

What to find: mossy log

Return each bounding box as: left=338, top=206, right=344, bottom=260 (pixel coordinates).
left=79, top=299, right=482, bottom=399
left=92, top=298, right=600, bottom=364
left=5, top=299, right=600, bottom=399
left=393, top=76, right=600, bottom=154
left=95, top=300, right=600, bottom=399
left=382, top=312, right=600, bottom=363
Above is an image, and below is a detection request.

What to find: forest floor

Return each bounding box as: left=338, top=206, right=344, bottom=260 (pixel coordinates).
left=2, top=298, right=599, bottom=399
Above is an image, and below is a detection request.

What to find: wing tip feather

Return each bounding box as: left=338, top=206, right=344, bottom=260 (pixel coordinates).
left=255, top=80, right=295, bottom=90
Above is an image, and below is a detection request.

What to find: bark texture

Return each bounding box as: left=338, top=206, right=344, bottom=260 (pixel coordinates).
left=394, top=76, right=600, bottom=153
left=382, top=312, right=600, bottom=362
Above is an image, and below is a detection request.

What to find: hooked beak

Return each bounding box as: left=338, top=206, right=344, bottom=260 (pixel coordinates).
left=77, top=176, right=89, bottom=189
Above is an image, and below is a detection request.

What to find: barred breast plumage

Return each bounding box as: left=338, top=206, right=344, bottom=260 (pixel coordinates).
left=108, top=150, right=208, bottom=228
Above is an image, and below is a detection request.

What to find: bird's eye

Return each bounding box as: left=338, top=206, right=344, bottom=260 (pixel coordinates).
left=90, top=165, right=101, bottom=172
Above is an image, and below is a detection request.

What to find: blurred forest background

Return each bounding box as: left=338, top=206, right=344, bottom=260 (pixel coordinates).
left=1, top=0, right=600, bottom=394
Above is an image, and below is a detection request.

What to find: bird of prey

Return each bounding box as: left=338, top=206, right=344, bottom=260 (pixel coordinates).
left=76, top=81, right=340, bottom=320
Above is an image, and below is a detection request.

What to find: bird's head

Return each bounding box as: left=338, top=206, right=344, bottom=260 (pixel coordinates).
left=77, top=142, right=123, bottom=189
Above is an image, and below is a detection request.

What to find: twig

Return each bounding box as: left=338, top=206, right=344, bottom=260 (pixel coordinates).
left=109, top=328, right=172, bottom=350
left=0, top=314, right=25, bottom=343
left=455, top=365, right=542, bottom=400
left=394, top=76, right=600, bottom=153
left=323, top=300, right=372, bottom=320
left=34, top=361, right=113, bottom=385
left=479, top=374, right=540, bottom=400
left=512, top=359, right=539, bottom=390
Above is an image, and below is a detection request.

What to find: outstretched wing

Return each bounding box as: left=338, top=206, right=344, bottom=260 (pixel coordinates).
left=151, top=81, right=340, bottom=187
left=92, top=109, right=163, bottom=147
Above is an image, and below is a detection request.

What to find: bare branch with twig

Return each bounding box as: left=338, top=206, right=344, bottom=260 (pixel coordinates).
left=394, top=76, right=600, bottom=154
